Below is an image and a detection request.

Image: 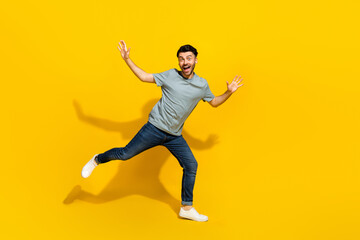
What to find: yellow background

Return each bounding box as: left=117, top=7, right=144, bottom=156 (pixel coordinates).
left=1, top=0, right=359, bottom=239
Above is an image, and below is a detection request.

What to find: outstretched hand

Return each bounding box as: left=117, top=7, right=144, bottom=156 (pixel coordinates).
left=117, top=40, right=131, bottom=60
left=227, top=75, right=244, bottom=93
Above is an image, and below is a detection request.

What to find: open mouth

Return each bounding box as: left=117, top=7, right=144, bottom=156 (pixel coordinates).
left=183, top=66, right=191, bottom=71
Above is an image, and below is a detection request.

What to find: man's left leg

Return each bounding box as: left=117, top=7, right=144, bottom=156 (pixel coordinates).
left=163, top=135, right=208, bottom=222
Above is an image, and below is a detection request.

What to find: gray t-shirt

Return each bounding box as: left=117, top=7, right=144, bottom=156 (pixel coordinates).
left=148, top=68, right=215, bottom=136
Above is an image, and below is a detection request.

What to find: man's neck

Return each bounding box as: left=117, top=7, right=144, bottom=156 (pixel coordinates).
left=180, top=71, right=194, bottom=79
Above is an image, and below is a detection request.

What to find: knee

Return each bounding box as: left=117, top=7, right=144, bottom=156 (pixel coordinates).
left=120, top=154, right=131, bottom=161
left=119, top=150, right=132, bottom=161
left=112, top=147, right=131, bottom=161
left=184, top=161, right=198, bottom=175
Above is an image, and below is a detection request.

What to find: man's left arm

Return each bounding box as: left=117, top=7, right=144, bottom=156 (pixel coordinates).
left=208, top=75, right=244, bottom=108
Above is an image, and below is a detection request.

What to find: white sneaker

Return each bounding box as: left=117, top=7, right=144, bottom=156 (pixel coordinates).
left=81, top=154, right=99, bottom=178
left=179, top=207, right=208, bottom=222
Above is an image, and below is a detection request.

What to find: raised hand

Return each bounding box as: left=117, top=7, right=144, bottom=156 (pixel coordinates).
left=226, top=75, right=244, bottom=93
left=117, top=40, right=131, bottom=60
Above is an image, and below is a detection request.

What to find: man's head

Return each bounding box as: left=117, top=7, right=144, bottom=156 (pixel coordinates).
left=177, top=44, right=198, bottom=79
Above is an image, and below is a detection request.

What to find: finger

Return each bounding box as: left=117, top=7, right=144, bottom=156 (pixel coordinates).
left=234, top=76, right=242, bottom=84
left=118, top=42, right=123, bottom=51
left=236, top=77, right=243, bottom=84
left=121, top=40, right=127, bottom=51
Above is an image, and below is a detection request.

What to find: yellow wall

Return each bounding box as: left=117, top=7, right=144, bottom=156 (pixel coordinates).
left=1, top=0, right=359, bottom=239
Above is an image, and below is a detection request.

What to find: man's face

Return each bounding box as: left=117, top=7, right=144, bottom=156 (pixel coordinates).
left=178, top=51, right=197, bottom=78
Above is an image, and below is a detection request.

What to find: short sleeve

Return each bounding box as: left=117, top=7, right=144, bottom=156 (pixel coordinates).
left=202, top=82, right=215, bottom=102
left=152, top=69, right=172, bottom=87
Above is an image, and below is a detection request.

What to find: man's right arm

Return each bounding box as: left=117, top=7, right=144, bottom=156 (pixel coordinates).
left=118, top=40, right=155, bottom=83
left=124, top=58, right=155, bottom=83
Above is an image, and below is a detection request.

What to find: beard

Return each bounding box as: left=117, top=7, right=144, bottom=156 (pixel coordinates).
left=181, top=64, right=195, bottom=78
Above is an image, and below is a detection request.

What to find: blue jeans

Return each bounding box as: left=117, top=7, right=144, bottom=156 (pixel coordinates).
left=96, top=122, right=198, bottom=205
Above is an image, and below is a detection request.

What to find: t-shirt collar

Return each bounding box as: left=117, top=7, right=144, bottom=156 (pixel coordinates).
left=176, top=69, right=196, bottom=80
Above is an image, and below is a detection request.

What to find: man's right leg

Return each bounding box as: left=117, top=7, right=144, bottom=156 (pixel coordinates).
left=81, top=122, right=163, bottom=178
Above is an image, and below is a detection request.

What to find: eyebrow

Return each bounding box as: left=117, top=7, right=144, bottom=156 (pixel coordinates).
left=178, top=55, right=193, bottom=59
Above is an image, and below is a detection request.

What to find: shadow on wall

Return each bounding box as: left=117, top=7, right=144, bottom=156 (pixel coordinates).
left=64, top=99, right=219, bottom=215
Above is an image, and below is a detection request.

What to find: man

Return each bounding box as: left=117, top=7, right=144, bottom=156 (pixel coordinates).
left=81, top=40, right=244, bottom=222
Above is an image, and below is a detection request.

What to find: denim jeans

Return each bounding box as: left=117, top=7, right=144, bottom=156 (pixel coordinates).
left=96, top=121, right=198, bottom=205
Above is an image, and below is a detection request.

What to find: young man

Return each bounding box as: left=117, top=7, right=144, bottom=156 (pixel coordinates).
left=81, top=40, right=244, bottom=222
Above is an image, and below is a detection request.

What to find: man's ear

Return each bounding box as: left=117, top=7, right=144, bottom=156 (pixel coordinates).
left=195, top=58, right=198, bottom=63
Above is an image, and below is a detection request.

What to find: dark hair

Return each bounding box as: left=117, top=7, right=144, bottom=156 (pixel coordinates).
left=177, top=44, right=198, bottom=57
